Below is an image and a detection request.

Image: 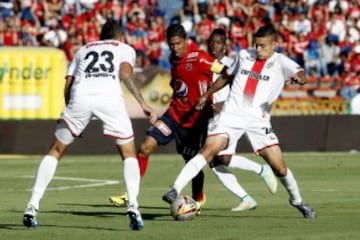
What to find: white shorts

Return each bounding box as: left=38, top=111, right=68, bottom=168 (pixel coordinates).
left=60, top=95, right=134, bottom=143
left=208, top=116, right=279, bottom=155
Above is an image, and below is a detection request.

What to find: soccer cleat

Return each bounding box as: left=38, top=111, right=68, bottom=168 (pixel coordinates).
left=195, top=193, right=206, bottom=215
left=126, top=205, right=144, bottom=230
left=23, top=205, right=38, bottom=228
left=290, top=201, right=317, bottom=219
left=162, top=187, right=178, bottom=204
left=109, top=192, right=128, bottom=207
left=231, top=195, right=257, bottom=212
left=260, top=164, right=278, bottom=194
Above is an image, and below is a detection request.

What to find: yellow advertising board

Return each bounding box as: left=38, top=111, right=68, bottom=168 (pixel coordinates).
left=0, top=47, right=66, bottom=119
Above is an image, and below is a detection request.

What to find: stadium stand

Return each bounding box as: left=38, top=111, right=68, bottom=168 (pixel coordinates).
left=1, top=0, right=359, bottom=114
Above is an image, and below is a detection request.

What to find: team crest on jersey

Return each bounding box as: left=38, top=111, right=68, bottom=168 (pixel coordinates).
left=186, top=63, right=192, bottom=71
left=266, top=62, right=274, bottom=69
left=174, top=79, right=188, bottom=97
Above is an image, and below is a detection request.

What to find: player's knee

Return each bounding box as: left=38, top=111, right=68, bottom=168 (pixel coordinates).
left=138, top=136, right=157, bottom=156
left=274, top=165, right=288, bottom=177
left=54, top=122, right=75, bottom=145
left=209, top=155, right=231, bottom=168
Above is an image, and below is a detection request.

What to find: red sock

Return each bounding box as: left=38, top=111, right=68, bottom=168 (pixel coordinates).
left=192, top=170, right=205, bottom=201
left=137, top=153, right=149, bottom=178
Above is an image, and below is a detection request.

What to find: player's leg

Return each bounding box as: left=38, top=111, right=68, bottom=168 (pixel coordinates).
left=23, top=122, right=75, bottom=228
left=225, top=154, right=278, bottom=194
left=98, top=98, right=146, bottom=230
left=137, top=134, right=159, bottom=177
left=115, top=139, right=144, bottom=230
left=109, top=116, right=173, bottom=207
left=210, top=159, right=257, bottom=211
left=180, top=128, right=207, bottom=211
left=162, top=134, right=228, bottom=204
left=109, top=135, right=158, bottom=207
left=259, top=146, right=316, bottom=218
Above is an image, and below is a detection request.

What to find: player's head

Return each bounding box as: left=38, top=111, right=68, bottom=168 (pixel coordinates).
left=166, top=24, right=187, bottom=59
left=254, top=24, right=277, bottom=60
left=99, top=20, right=122, bottom=40
left=208, top=28, right=227, bottom=59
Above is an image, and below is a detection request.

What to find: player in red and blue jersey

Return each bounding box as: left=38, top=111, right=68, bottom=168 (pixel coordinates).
left=110, top=24, right=225, bottom=209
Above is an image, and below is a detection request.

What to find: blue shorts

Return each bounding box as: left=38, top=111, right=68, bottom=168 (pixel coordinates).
left=146, top=111, right=207, bottom=160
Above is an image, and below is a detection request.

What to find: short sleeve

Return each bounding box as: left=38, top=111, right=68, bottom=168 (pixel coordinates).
left=120, top=44, right=136, bottom=67
left=226, top=54, right=240, bottom=76
left=281, top=54, right=304, bottom=81
left=66, top=49, right=80, bottom=77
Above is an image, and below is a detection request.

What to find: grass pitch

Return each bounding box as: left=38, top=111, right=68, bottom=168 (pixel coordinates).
left=1, top=152, right=359, bottom=240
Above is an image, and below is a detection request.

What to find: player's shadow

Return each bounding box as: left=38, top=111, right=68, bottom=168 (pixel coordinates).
left=200, top=207, right=297, bottom=219
left=55, top=203, right=171, bottom=220
left=0, top=223, right=126, bottom=231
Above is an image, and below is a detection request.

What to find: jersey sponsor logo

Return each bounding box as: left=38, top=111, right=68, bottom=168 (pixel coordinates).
left=174, top=79, right=188, bottom=97
left=243, top=59, right=267, bottom=100
left=85, top=73, right=116, bottom=79
left=86, top=41, right=119, bottom=48
left=241, top=69, right=270, bottom=81
left=187, top=52, right=199, bottom=59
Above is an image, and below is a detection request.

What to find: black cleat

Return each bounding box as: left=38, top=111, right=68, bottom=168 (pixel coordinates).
left=23, top=214, right=37, bottom=228
left=290, top=201, right=317, bottom=219
left=23, top=205, right=38, bottom=228
left=162, top=187, right=178, bottom=204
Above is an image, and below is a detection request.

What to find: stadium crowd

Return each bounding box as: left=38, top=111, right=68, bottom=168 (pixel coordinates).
left=0, top=0, right=360, bottom=103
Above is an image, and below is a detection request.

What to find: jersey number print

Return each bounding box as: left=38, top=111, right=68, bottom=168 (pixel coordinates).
left=85, top=51, right=115, bottom=78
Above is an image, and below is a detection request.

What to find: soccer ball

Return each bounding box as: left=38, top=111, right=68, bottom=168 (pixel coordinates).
left=170, top=195, right=198, bottom=221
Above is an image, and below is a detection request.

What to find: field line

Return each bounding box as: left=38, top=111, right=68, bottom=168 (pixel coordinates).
left=21, top=175, right=120, bottom=191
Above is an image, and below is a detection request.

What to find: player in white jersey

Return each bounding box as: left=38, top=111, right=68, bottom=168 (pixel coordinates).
left=22, top=20, right=157, bottom=230
left=207, top=29, right=278, bottom=211
left=163, top=25, right=317, bottom=219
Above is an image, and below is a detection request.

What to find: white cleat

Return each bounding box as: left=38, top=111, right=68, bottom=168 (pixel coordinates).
left=231, top=195, right=257, bottom=212
left=260, top=164, right=278, bottom=194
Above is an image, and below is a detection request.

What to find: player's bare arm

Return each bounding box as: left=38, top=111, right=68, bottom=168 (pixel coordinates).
left=64, top=75, right=74, bottom=105
left=120, top=62, right=157, bottom=124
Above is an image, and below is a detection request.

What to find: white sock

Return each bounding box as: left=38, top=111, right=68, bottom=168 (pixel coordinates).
left=212, top=165, right=248, bottom=198
left=229, top=155, right=262, bottom=174
left=123, top=157, right=140, bottom=208
left=173, top=154, right=207, bottom=193
left=28, top=155, right=59, bottom=210
left=279, top=168, right=303, bottom=204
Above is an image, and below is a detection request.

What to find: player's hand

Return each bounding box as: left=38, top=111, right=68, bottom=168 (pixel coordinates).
left=141, top=103, right=157, bottom=124
left=196, top=95, right=208, bottom=110
left=290, top=75, right=306, bottom=85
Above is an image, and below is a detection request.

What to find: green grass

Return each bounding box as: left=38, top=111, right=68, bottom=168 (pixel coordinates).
left=1, top=152, right=359, bottom=240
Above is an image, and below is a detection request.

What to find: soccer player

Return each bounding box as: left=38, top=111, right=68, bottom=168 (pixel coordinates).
left=110, top=26, right=277, bottom=212
left=205, top=28, right=277, bottom=211
left=22, top=20, right=157, bottom=230
left=162, top=24, right=317, bottom=219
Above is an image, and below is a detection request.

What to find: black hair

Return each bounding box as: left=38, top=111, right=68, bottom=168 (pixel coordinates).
left=99, top=20, right=122, bottom=40
left=166, top=24, right=186, bottom=41
left=255, top=24, right=277, bottom=40
left=209, top=28, right=227, bottom=43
